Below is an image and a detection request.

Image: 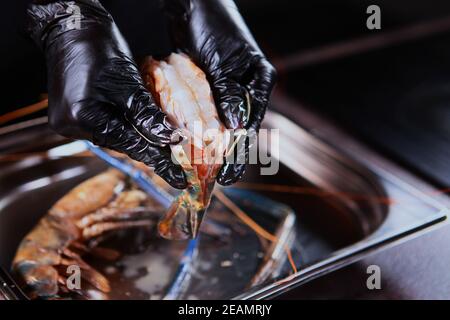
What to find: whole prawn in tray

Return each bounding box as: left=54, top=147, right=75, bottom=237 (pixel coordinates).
left=12, top=169, right=163, bottom=299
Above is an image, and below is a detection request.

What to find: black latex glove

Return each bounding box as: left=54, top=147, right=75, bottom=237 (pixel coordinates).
left=28, top=0, right=187, bottom=189
left=162, top=0, right=276, bottom=185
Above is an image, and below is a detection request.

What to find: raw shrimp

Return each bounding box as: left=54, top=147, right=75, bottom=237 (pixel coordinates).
left=142, top=53, right=231, bottom=240
left=12, top=169, right=162, bottom=299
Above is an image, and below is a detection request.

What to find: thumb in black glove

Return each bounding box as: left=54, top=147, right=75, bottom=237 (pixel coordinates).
left=162, top=0, right=277, bottom=186
left=28, top=0, right=187, bottom=189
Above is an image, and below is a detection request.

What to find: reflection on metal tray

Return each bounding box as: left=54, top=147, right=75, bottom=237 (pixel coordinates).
left=0, top=110, right=448, bottom=300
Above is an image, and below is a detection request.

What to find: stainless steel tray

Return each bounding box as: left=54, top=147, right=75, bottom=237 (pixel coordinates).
left=0, top=106, right=448, bottom=299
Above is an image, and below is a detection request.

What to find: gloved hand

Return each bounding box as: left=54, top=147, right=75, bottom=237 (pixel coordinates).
left=162, top=0, right=276, bottom=185
left=28, top=0, right=187, bottom=189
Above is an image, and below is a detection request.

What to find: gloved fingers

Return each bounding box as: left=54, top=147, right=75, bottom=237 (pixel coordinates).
left=28, top=0, right=187, bottom=188
left=244, top=58, right=277, bottom=131
left=205, top=41, right=254, bottom=130
left=50, top=101, right=187, bottom=189
left=94, top=114, right=187, bottom=189
left=123, top=94, right=183, bottom=147
left=213, top=78, right=249, bottom=130
left=210, top=52, right=275, bottom=132
left=216, top=128, right=255, bottom=185
left=95, top=57, right=182, bottom=148
left=216, top=140, right=248, bottom=185
left=216, top=163, right=246, bottom=186
left=27, top=0, right=114, bottom=49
